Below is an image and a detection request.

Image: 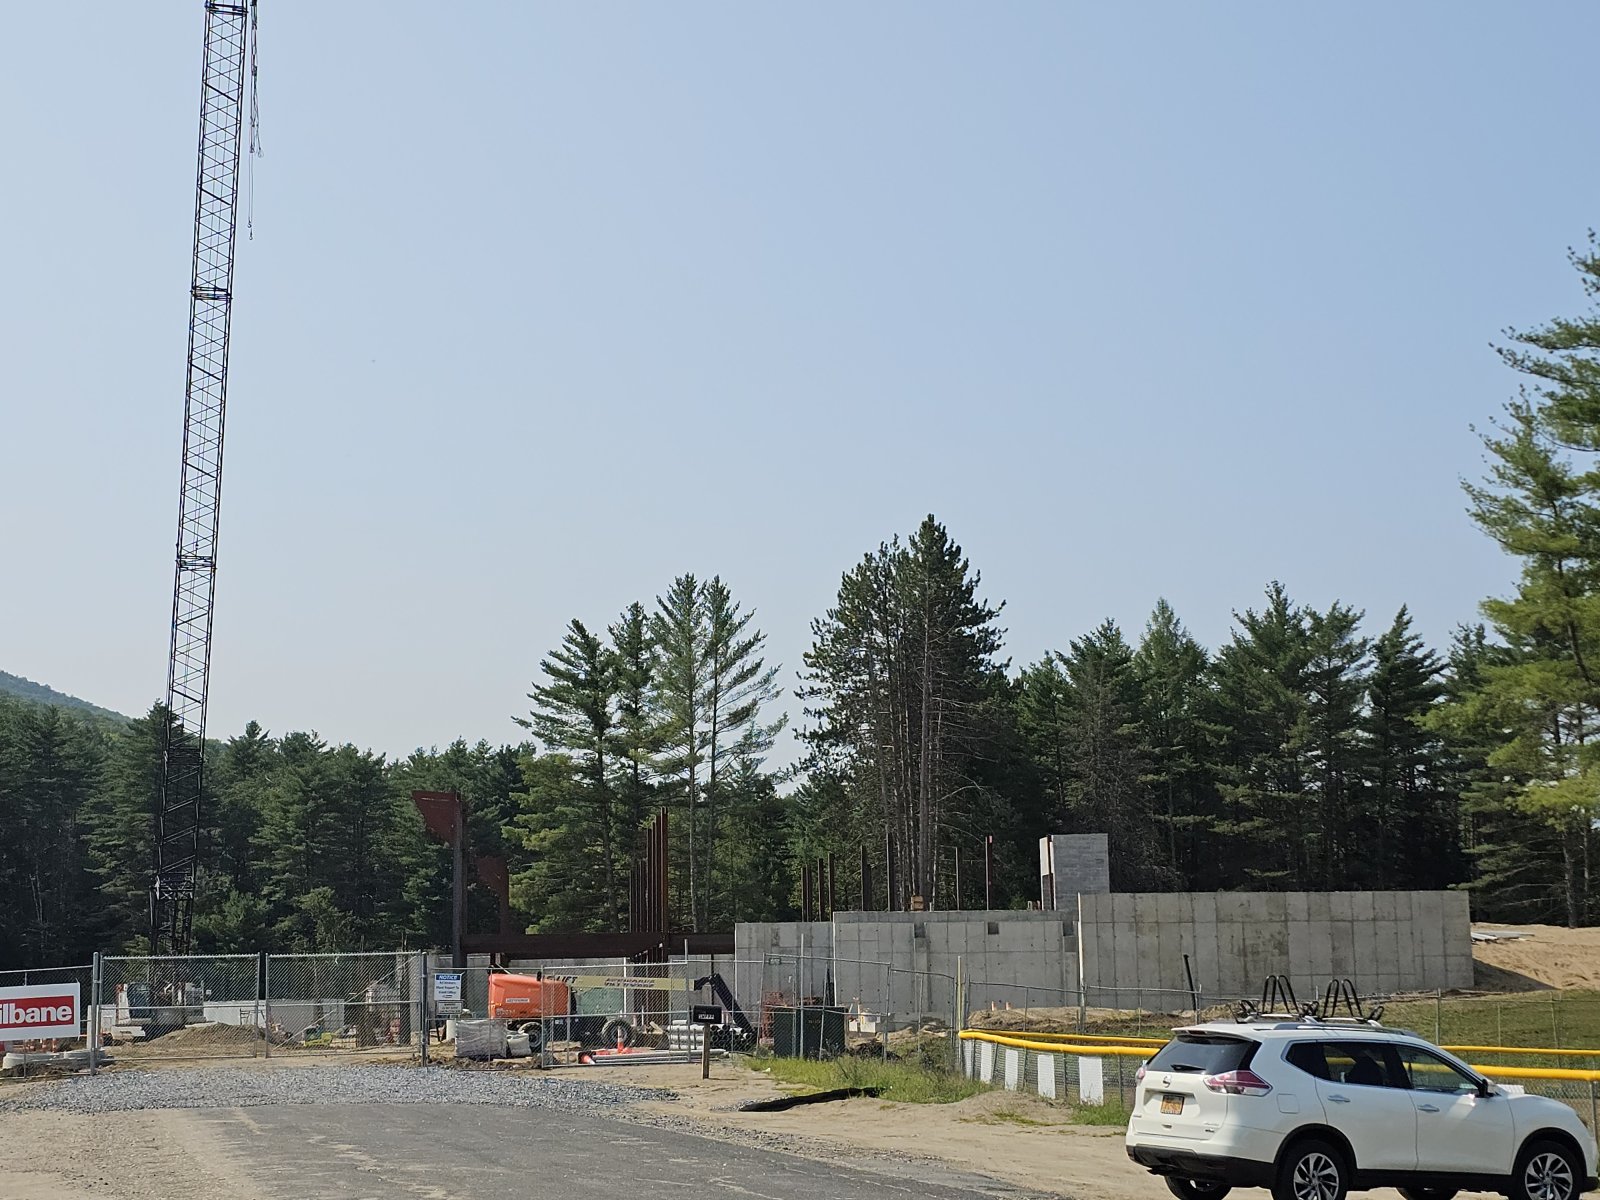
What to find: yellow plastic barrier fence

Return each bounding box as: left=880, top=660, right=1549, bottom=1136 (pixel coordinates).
left=967, top=1029, right=1164, bottom=1047
left=957, top=1029, right=1600, bottom=1083
left=958, top=1030, right=1154, bottom=1058
left=1444, top=1044, right=1600, bottom=1060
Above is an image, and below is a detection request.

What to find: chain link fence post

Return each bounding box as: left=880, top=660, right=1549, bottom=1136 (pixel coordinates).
left=419, top=955, right=430, bottom=1066
left=89, top=952, right=101, bottom=1076
left=263, top=953, right=272, bottom=1059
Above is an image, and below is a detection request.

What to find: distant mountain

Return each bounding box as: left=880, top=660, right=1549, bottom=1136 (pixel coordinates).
left=0, top=670, right=130, bottom=724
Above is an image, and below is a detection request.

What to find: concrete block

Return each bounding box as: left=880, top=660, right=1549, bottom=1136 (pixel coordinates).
left=1287, top=893, right=1310, bottom=923
left=1352, top=893, right=1375, bottom=921
left=1037, top=1053, right=1057, bottom=1100
left=1191, top=893, right=1218, bottom=926
left=1004, top=1048, right=1020, bottom=1090
left=1375, top=892, right=1398, bottom=920
left=1261, top=893, right=1288, bottom=922
left=1134, top=893, right=1160, bottom=929
left=1330, top=893, right=1354, bottom=921
left=1112, top=894, right=1136, bottom=924
left=1308, top=893, right=1332, bottom=922
left=1157, top=894, right=1183, bottom=924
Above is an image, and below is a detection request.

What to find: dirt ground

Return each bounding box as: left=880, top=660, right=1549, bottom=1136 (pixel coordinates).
left=0, top=1057, right=1567, bottom=1199
left=1474, top=923, right=1600, bottom=991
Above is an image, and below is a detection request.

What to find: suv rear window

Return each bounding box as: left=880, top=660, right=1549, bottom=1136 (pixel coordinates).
left=1148, top=1034, right=1256, bottom=1075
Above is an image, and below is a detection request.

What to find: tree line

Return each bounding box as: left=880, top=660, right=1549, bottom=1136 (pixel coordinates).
left=7, top=237, right=1600, bottom=970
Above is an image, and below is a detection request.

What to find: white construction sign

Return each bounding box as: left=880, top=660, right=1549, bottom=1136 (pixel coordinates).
left=0, top=982, right=81, bottom=1040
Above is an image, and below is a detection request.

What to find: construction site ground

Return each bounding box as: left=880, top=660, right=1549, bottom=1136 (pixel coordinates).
left=2, top=1054, right=1500, bottom=1200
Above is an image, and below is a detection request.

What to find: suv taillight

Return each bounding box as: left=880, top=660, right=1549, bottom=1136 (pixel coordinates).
left=1135, top=1064, right=1147, bottom=1082
left=1203, top=1069, right=1272, bottom=1097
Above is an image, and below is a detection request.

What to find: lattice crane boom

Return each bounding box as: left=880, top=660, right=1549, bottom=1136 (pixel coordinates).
left=152, top=0, right=257, bottom=956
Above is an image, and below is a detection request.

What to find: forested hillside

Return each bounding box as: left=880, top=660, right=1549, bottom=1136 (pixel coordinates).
left=8, top=240, right=1600, bottom=970
left=0, top=670, right=128, bottom=724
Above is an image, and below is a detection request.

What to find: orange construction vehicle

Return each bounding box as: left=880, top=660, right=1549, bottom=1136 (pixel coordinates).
left=487, top=973, right=571, bottom=1025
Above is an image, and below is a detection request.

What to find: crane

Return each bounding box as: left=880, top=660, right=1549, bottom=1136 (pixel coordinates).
left=151, top=0, right=259, bottom=957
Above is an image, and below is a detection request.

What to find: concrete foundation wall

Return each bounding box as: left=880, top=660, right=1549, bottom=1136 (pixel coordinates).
left=733, top=889, right=1471, bottom=1020
left=1076, top=890, right=1472, bottom=1000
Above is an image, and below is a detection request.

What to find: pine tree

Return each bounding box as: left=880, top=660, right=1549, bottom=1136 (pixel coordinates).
left=799, top=517, right=1006, bottom=909
left=1207, top=584, right=1315, bottom=887
left=1052, top=620, right=1158, bottom=887
left=1132, top=600, right=1214, bottom=887
left=608, top=602, right=659, bottom=875
left=700, top=577, right=785, bottom=928
left=515, top=620, right=623, bottom=930
left=82, top=705, right=171, bottom=952
left=650, top=575, right=708, bottom=927
left=1365, top=608, right=1454, bottom=887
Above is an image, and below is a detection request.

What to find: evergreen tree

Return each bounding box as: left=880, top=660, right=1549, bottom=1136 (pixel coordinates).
left=799, top=516, right=1006, bottom=909
left=1365, top=608, right=1454, bottom=887
left=651, top=575, right=709, bottom=927
left=1132, top=600, right=1215, bottom=887
left=608, top=602, right=659, bottom=874
left=1054, top=620, right=1159, bottom=888
left=515, top=620, right=624, bottom=929
left=699, top=577, right=786, bottom=928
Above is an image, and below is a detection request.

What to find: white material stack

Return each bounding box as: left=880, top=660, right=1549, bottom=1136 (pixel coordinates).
left=454, top=1018, right=508, bottom=1060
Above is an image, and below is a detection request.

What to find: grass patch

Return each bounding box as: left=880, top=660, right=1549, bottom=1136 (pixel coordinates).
left=1070, top=1099, right=1133, bottom=1126
left=751, top=1054, right=991, bottom=1104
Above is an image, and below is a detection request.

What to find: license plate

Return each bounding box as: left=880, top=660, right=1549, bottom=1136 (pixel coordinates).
left=1161, top=1094, right=1184, bottom=1115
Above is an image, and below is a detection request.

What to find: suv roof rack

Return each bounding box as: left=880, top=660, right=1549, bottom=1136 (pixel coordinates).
left=1234, top=976, right=1388, bottom=1027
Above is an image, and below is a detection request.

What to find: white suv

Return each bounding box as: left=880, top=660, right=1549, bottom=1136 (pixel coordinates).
left=1125, top=1020, right=1598, bottom=1200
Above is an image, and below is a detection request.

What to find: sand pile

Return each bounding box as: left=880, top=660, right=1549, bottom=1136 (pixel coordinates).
left=1473, top=924, right=1600, bottom=991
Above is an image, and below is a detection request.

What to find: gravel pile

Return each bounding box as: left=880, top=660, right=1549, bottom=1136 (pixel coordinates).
left=0, top=1064, right=676, bottom=1115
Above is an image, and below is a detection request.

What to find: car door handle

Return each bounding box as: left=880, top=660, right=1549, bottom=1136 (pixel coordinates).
left=1327, top=1094, right=1350, bottom=1103
left=1417, top=1104, right=1441, bottom=1113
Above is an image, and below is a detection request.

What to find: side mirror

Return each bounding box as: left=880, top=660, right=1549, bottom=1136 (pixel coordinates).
left=1477, top=1079, right=1494, bottom=1098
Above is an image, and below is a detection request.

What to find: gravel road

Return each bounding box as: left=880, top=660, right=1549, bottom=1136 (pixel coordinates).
left=0, top=1063, right=674, bottom=1115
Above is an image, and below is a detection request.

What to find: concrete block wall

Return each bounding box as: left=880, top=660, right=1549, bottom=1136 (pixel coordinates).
left=1077, top=890, right=1472, bottom=1003
left=1039, top=834, right=1111, bottom=910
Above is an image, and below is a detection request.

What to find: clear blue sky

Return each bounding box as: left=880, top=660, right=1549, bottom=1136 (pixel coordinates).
left=4, top=3, right=1598, bottom=763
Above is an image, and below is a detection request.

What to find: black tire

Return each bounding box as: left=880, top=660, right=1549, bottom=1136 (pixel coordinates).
left=1398, top=1189, right=1457, bottom=1200
left=599, top=1017, right=636, bottom=1049
left=1509, top=1138, right=1582, bottom=1200
left=1165, top=1178, right=1232, bottom=1200
left=1272, top=1139, right=1348, bottom=1200
left=523, top=1021, right=546, bottom=1052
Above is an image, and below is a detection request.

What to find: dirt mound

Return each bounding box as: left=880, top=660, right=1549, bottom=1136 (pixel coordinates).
left=147, top=1023, right=265, bottom=1049
left=1473, top=924, right=1600, bottom=991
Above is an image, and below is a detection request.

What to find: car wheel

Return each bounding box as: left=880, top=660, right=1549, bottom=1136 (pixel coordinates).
left=1165, top=1178, right=1232, bottom=1200
left=1398, top=1190, right=1457, bottom=1200
left=1273, top=1139, right=1348, bottom=1200
left=1511, top=1139, right=1581, bottom=1200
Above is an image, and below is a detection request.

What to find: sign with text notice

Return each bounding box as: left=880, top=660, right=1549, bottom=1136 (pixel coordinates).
left=0, top=982, right=81, bottom=1040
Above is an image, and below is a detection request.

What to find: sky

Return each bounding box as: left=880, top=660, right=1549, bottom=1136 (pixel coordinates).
left=4, top=3, right=1599, bottom=767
